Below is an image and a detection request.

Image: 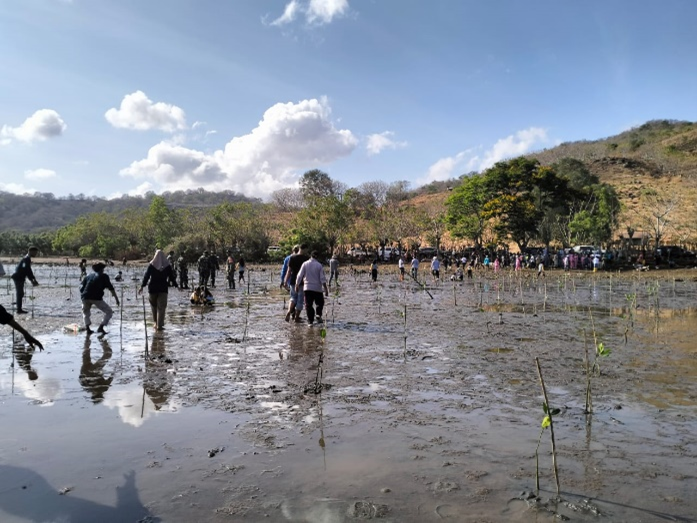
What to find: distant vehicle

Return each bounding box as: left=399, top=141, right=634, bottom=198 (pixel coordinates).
left=267, top=246, right=281, bottom=254
left=573, top=245, right=602, bottom=255
left=346, top=248, right=368, bottom=257
left=380, top=247, right=402, bottom=260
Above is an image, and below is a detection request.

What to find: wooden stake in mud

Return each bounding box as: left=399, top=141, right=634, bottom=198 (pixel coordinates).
left=141, top=294, right=149, bottom=354
left=120, top=285, right=124, bottom=350
left=535, top=357, right=560, bottom=498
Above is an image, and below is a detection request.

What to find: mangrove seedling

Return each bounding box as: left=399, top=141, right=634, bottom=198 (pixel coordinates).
left=535, top=357, right=561, bottom=497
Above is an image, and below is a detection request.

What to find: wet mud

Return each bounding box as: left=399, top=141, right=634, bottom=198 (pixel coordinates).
left=1, top=264, right=697, bottom=522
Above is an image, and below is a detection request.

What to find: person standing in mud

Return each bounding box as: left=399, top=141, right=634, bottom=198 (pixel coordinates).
left=208, top=251, right=220, bottom=287
left=11, top=246, right=39, bottom=314
left=237, top=257, right=246, bottom=284
left=430, top=256, right=441, bottom=282
left=370, top=258, right=378, bottom=282
left=410, top=256, right=419, bottom=281
left=398, top=256, right=405, bottom=281
left=0, top=304, right=43, bottom=350
left=284, top=244, right=309, bottom=322
left=79, top=259, right=88, bottom=281
left=197, top=251, right=210, bottom=287
left=139, top=249, right=173, bottom=332
left=177, top=252, right=189, bottom=289
left=295, top=250, right=329, bottom=326
left=167, top=251, right=178, bottom=287
left=328, top=252, right=339, bottom=287
left=280, top=246, right=297, bottom=290
left=80, top=262, right=120, bottom=335
left=225, top=250, right=236, bottom=289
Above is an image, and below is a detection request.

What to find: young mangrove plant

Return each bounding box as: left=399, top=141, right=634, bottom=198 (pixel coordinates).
left=534, top=357, right=561, bottom=497
left=584, top=307, right=612, bottom=415
left=624, top=292, right=637, bottom=344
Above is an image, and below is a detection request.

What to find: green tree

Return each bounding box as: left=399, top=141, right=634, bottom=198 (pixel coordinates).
left=446, top=173, right=490, bottom=247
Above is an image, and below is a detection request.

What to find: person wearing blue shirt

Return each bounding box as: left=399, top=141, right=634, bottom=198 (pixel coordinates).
left=280, top=245, right=298, bottom=290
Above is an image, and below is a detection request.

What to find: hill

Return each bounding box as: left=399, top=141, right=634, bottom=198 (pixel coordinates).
left=0, top=189, right=259, bottom=232
left=528, top=119, right=697, bottom=242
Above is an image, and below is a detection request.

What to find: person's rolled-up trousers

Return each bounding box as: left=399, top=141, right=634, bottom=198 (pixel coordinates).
left=148, top=293, right=168, bottom=329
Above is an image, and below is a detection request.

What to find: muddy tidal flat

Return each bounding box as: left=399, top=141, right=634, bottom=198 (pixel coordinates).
left=1, top=263, right=697, bottom=523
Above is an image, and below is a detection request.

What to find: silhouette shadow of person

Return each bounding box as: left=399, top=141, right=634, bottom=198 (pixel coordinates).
left=79, top=336, right=114, bottom=403
left=0, top=465, right=157, bottom=522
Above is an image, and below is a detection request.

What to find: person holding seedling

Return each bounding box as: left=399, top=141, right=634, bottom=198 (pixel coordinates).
left=11, top=246, right=39, bottom=314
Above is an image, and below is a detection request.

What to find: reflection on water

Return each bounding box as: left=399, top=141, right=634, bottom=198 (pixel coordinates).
left=79, top=335, right=113, bottom=403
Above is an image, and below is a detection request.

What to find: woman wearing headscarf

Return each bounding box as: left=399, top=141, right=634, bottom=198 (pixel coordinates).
left=139, top=250, right=173, bottom=331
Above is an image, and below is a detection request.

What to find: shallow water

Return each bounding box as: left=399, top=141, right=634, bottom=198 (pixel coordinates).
left=1, top=266, right=697, bottom=522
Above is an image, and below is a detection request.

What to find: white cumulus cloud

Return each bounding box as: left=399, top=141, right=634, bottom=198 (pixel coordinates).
left=476, top=127, right=549, bottom=170
left=0, top=182, right=36, bottom=194
left=1, top=109, right=67, bottom=144
left=105, top=91, right=186, bottom=132
left=270, top=0, right=349, bottom=26
left=366, top=131, right=407, bottom=156
left=25, top=168, right=57, bottom=180
left=419, top=127, right=552, bottom=186
left=120, top=97, right=358, bottom=199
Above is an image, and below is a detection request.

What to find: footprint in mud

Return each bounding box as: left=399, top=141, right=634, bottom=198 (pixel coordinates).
left=348, top=501, right=390, bottom=519
left=432, top=479, right=460, bottom=493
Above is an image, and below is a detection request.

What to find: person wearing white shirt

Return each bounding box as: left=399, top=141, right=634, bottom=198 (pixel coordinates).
left=295, top=251, right=329, bottom=326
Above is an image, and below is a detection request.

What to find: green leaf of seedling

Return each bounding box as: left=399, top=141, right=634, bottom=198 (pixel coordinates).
left=541, top=415, right=551, bottom=428
left=542, top=402, right=549, bottom=414
left=320, top=327, right=326, bottom=339
left=550, top=408, right=561, bottom=416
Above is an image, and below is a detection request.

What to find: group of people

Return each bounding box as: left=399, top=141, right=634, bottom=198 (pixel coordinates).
left=281, top=244, right=329, bottom=326
left=196, top=250, right=246, bottom=290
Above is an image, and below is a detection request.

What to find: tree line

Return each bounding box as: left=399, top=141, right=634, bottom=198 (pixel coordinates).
left=2, top=156, right=691, bottom=260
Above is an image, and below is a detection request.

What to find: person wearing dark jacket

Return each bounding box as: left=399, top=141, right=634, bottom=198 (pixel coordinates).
left=11, top=246, right=39, bottom=314
left=80, top=262, right=120, bottom=335
left=0, top=304, right=43, bottom=350
left=139, top=250, right=173, bottom=331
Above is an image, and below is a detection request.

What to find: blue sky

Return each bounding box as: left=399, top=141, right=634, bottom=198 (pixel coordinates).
left=1, top=0, right=696, bottom=200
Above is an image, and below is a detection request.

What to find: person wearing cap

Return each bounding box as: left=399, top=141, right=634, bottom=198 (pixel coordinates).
left=80, top=262, right=120, bottom=335
left=0, top=304, right=43, bottom=350
left=197, top=251, right=211, bottom=287
left=139, top=249, right=173, bottom=331
left=11, top=246, right=40, bottom=314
